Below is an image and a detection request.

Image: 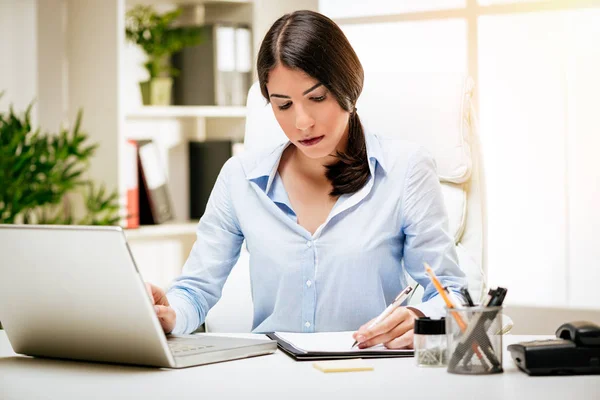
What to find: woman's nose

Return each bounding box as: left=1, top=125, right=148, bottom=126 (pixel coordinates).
left=295, top=107, right=315, bottom=131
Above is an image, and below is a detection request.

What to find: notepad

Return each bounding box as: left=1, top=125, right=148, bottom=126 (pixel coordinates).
left=274, top=331, right=401, bottom=353
left=267, top=331, right=413, bottom=361
left=313, top=359, right=374, bottom=373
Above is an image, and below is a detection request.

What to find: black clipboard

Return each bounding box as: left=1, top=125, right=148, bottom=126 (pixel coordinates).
left=266, top=333, right=414, bottom=361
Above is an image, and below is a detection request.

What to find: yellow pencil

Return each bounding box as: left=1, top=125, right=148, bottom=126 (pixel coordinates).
left=424, top=262, right=485, bottom=360
left=423, top=262, right=467, bottom=331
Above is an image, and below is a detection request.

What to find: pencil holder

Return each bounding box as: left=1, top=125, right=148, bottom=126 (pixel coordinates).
left=445, top=306, right=504, bottom=375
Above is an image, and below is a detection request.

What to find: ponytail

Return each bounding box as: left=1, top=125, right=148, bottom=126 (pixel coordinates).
left=325, top=110, right=369, bottom=196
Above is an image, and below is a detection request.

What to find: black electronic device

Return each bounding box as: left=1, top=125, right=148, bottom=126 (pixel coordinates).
left=508, top=321, right=600, bottom=376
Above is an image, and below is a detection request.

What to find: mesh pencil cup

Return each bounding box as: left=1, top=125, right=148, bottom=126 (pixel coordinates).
left=446, top=306, right=504, bottom=375
left=414, top=317, right=447, bottom=367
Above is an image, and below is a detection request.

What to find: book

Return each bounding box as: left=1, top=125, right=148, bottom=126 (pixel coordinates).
left=189, top=140, right=233, bottom=219
left=266, top=331, right=414, bottom=361
left=124, top=139, right=139, bottom=229
left=136, top=140, right=174, bottom=225
left=172, top=23, right=252, bottom=106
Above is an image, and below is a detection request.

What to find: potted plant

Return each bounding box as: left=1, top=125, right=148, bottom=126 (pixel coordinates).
left=125, top=5, right=204, bottom=106
left=0, top=97, right=121, bottom=226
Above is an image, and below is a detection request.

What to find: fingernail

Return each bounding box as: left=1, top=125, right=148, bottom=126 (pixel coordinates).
left=154, top=306, right=160, bottom=314
left=357, top=335, right=366, bottom=343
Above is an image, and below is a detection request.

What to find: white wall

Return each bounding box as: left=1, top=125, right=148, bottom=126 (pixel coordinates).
left=479, top=9, right=600, bottom=309
left=479, top=12, right=569, bottom=307
left=564, top=10, right=600, bottom=309
left=1, top=0, right=71, bottom=132
left=0, top=0, right=37, bottom=122
left=36, top=0, right=68, bottom=131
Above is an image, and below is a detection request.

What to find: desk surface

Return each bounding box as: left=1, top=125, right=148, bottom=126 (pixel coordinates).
left=1, top=332, right=598, bottom=400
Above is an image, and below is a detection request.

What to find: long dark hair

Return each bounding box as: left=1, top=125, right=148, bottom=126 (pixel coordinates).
left=256, top=10, right=369, bottom=197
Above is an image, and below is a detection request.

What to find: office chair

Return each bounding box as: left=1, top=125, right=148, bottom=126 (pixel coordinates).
left=204, top=75, right=487, bottom=332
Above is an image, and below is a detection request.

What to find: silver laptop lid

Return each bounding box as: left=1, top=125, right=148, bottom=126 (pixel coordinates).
left=0, top=225, right=174, bottom=367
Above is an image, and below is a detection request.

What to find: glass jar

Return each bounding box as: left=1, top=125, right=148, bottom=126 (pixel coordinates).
left=414, top=317, right=447, bottom=367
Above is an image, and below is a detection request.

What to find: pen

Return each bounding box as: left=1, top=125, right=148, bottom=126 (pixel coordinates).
left=424, top=262, right=487, bottom=362
left=406, top=282, right=420, bottom=304
left=351, top=284, right=414, bottom=349
left=460, top=287, right=475, bottom=307
left=454, top=287, right=507, bottom=369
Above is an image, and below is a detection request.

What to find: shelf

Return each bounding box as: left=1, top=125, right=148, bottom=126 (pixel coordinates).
left=126, top=106, right=247, bottom=119
left=127, top=0, right=251, bottom=6
left=124, top=221, right=198, bottom=240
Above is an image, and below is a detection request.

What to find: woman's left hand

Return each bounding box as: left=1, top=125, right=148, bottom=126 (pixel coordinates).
left=352, top=307, right=424, bottom=349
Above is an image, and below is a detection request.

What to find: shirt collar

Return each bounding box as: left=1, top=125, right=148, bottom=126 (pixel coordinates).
left=247, top=131, right=387, bottom=193
left=364, top=130, right=387, bottom=175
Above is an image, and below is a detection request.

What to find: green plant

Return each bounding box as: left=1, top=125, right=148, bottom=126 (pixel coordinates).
left=0, top=97, right=120, bottom=225
left=125, top=5, right=204, bottom=79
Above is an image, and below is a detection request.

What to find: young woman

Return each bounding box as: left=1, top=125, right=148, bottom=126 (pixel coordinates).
left=147, top=10, right=466, bottom=349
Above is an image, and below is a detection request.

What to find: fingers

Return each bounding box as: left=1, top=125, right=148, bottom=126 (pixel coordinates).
left=355, top=307, right=417, bottom=349
left=154, top=305, right=176, bottom=334
left=384, top=329, right=414, bottom=349
left=358, top=317, right=377, bottom=332
left=145, top=282, right=170, bottom=307
left=145, top=283, right=155, bottom=304
left=146, top=282, right=175, bottom=333
left=358, top=317, right=413, bottom=349
left=352, top=317, right=377, bottom=342
left=357, top=307, right=409, bottom=341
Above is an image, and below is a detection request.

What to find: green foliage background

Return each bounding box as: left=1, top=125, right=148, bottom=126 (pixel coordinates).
left=0, top=99, right=120, bottom=225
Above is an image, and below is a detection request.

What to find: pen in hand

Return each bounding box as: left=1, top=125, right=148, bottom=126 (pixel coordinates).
left=351, top=284, right=414, bottom=349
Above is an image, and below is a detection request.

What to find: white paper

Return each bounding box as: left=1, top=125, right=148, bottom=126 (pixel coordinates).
left=274, top=331, right=412, bottom=354
left=139, top=144, right=166, bottom=190
left=235, top=27, right=252, bottom=73
left=216, top=26, right=235, bottom=72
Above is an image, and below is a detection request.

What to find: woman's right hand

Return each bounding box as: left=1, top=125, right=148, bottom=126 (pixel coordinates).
left=145, top=282, right=176, bottom=334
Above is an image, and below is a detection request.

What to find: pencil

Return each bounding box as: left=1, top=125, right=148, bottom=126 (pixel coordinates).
left=423, top=262, right=467, bottom=331
left=424, top=262, right=485, bottom=361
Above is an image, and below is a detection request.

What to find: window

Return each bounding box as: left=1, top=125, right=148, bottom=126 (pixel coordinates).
left=320, top=0, right=465, bottom=18
left=319, top=0, right=600, bottom=308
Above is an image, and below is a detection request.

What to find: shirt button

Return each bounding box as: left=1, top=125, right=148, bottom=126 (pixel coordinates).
left=306, top=241, right=312, bottom=248
left=306, top=280, right=312, bottom=287
left=305, top=321, right=311, bottom=328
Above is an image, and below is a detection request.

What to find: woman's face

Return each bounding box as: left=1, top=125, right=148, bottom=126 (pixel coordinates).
left=266, top=65, right=350, bottom=161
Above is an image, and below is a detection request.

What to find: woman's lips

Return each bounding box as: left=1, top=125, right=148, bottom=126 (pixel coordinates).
left=299, top=135, right=324, bottom=146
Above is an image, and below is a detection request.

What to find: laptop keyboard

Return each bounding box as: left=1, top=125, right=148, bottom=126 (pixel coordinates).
left=167, top=337, right=216, bottom=356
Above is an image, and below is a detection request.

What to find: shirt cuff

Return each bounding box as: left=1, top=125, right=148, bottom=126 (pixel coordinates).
left=166, top=292, right=194, bottom=335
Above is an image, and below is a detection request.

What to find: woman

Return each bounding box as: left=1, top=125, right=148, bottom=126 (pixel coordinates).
left=147, top=10, right=466, bottom=349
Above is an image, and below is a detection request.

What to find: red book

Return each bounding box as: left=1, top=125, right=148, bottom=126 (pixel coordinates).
left=125, top=139, right=139, bottom=229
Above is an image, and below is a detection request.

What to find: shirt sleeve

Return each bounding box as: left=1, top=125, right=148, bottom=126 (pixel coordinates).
left=400, top=148, right=467, bottom=319
left=166, top=158, right=244, bottom=334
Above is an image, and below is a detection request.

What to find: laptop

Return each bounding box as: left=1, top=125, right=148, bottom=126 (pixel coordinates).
left=0, top=224, right=276, bottom=368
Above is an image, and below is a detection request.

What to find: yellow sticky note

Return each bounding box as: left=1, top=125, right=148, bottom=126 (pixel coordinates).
left=312, top=359, right=374, bottom=373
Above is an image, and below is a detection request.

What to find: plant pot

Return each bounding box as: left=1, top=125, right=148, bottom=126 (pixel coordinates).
left=139, top=77, right=173, bottom=106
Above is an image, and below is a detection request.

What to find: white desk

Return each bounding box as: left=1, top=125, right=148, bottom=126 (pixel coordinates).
left=0, top=332, right=598, bottom=400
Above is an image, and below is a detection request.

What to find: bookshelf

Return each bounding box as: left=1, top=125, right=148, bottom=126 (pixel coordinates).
left=34, top=0, right=318, bottom=288
left=124, top=221, right=198, bottom=240
left=126, top=106, right=247, bottom=119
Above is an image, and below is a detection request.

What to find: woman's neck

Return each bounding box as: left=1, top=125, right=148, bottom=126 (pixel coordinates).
left=289, top=147, right=333, bottom=183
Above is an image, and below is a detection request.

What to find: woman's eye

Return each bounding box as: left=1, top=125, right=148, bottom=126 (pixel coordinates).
left=278, top=102, right=292, bottom=110
left=311, top=95, right=326, bottom=102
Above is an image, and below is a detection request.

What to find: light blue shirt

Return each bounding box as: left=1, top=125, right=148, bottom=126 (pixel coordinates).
left=167, top=132, right=467, bottom=334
